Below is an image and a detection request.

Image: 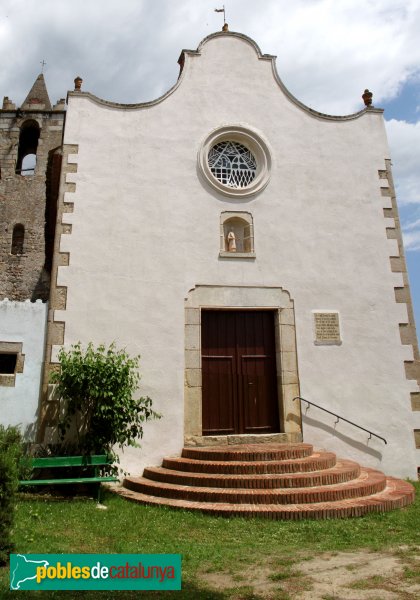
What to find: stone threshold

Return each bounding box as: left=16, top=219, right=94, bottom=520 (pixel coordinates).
left=184, top=432, right=303, bottom=447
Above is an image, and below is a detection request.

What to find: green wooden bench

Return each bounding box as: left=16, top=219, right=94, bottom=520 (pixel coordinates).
left=19, top=454, right=119, bottom=503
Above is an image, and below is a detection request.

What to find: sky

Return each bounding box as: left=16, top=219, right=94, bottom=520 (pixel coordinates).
left=1, top=0, right=419, bottom=330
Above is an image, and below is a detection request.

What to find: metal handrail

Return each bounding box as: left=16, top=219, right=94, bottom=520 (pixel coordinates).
left=293, top=396, right=387, bottom=444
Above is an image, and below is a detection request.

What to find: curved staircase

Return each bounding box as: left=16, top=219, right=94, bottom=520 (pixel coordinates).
left=120, top=443, right=415, bottom=519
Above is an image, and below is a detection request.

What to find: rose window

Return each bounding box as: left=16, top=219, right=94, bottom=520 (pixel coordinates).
left=208, top=141, right=257, bottom=189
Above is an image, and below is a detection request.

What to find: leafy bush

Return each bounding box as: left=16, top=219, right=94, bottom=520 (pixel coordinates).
left=50, top=342, right=159, bottom=465
left=0, top=425, right=26, bottom=565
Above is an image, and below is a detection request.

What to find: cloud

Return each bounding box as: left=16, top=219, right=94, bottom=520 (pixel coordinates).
left=251, top=0, right=420, bottom=115
left=385, top=119, right=420, bottom=205
left=401, top=205, right=420, bottom=251
left=404, top=218, right=420, bottom=231
left=0, top=0, right=420, bottom=113
left=402, top=229, right=420, bottom=251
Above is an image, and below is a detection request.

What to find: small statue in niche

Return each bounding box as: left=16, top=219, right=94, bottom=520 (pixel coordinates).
left=227, top=230, right=236, bottom=252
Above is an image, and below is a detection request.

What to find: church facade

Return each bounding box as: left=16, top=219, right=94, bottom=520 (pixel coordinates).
left=1, top=30, right=419, bottom=479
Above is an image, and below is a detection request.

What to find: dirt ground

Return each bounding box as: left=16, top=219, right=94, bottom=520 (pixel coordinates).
left=200, top=547, right=420, bottom=599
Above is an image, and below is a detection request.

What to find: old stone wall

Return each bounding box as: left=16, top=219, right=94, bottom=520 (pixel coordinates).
left=0, top=106, right=64, bottom=301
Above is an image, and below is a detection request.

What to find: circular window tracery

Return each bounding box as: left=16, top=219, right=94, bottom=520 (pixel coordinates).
left=208, top=141, right=257, bottom=189
left=198, top=126, right=271, bottom=198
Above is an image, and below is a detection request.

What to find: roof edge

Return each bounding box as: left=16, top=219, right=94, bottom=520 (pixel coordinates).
left=66, top=72, right=184, bottom=110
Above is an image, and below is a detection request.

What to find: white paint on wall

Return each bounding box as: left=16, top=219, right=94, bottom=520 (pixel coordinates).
left=54, top=33, right=419, bottom=478
left=0, top=299, right=47, bottom=438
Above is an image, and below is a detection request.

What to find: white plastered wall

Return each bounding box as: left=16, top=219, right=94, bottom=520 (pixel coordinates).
left=53, top=33, right=419, bottom=477
left=0, top=299, right=47, bottom=438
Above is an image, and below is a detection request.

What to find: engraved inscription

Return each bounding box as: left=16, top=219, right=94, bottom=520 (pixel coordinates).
left=314, top=312, right=341, bottom=344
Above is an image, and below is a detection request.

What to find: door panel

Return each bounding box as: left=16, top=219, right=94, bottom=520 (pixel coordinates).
left=202, top=356, right=235, bottom=434
left=242, top=358, right=278, bottom=433
left=202, top=310, right=280, bottom=435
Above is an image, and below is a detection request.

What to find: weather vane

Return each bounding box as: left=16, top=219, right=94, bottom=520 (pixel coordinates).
left=40, top=60, right=47, bottom=73
left=214, top=5, right=226, bottom=25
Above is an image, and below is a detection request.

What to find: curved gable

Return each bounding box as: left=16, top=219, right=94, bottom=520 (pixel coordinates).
left=68, top=31, right=381, bottom=121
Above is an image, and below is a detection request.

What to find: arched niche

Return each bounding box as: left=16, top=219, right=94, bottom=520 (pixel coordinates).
left=15, top=120, right=40, bottom=175
left=220, top=211, right=255, bottom=258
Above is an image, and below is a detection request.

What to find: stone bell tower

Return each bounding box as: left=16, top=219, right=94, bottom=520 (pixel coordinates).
left=0, top=74, right=65, bottom=302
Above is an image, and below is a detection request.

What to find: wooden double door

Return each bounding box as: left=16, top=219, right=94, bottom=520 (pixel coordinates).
left=202, top=310, right=280, bottom=436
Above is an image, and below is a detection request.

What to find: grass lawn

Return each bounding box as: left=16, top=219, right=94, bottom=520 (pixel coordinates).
left=1, top=482, right=419, bottom=599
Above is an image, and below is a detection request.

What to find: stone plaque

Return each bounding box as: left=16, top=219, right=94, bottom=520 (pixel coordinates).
left=314, top=312, right=341, bottom=345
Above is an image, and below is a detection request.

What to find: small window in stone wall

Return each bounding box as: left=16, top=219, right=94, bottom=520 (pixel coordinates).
left=0, top=342, right=24, bottom=386
left=15, top=120, right=40, bottom=175
left=220, top=212, right=255, bottom=258
left=11, top=224, right=25, bottom=255
left=0, top=353, right=17, bottom=374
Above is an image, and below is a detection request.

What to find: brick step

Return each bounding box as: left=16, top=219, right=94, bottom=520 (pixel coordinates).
left=181, top=443, right=313, bottom=462
left=163, top=451, right=337, bottom=475
left=120, top=443, right=415, bottom=519
left=118, top=477, right=415, bottom=520
left=143, top=459, right=360, bottom=489
left=124, top=468, right=386, bottom=505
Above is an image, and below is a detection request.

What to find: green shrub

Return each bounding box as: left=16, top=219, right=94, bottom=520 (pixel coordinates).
left=0, top=425, right=25, bottom=565
left=50, top=342, right=159, bottom=467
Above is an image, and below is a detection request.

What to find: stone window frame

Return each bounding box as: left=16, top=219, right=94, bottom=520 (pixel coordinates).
left=184, top=285, right=301, bottom=445
left=219, top=211, right=255, bottom=258
left=198, top=125, right=271, bottom=198
left=0, top=341, right=25, bottom=387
